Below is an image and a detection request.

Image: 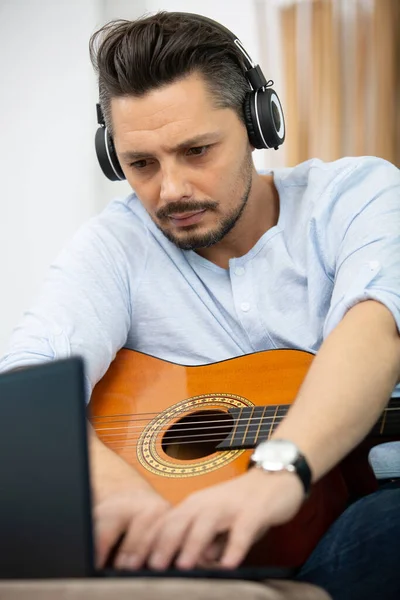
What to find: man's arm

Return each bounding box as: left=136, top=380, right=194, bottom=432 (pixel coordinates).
left=88, top=426, right=154, bottom=503
left=273, top=299, right=400, bottom=481
left=144, top=299, right=400, bottom=571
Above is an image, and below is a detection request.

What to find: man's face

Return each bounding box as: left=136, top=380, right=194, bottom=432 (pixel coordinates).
left=111, top=72, right=253, bottom=250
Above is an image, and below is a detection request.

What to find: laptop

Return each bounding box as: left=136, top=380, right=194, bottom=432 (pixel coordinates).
left=0, top=358, right=294, bottom=580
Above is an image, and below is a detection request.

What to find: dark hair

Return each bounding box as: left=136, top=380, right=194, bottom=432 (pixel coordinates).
left=89, top=11, right=250, bottom=135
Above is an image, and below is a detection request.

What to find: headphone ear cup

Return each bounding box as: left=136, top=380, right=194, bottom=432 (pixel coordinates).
left=243, top=92, right=265, bottom=149
left=243, top=88, right=285, bottom=150
left=255, top=88, right=286, bottom=150
left=95, top=127, right=125, bottom=181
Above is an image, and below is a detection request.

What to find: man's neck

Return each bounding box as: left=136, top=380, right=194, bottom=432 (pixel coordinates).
left=195, top=173, right=279, bottom=269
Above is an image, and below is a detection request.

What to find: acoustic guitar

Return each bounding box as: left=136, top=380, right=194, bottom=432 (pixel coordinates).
left=89, top=348, right=400, bottom=567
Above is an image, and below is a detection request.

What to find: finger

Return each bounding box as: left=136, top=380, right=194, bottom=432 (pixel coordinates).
left=175, top=516, right=221, bottom=569
left=220, top=518, right=259, bottom=569
left=114, top=510, right=164, bottom=570
left=148, top=511, right=193, bottom=570
left=201, top=533, right=227, bottom=563
left=94, top=512, right=130, bottom=569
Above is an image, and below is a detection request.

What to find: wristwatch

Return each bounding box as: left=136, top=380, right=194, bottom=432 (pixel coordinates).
left=249, top=439, right=312, bottom=497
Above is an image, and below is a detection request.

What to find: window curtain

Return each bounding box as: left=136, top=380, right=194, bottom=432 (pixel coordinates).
left=255, top=0, right=400, bottom=167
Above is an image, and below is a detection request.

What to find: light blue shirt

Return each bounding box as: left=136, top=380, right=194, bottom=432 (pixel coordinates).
left=1, top=156, right=400, bottom=399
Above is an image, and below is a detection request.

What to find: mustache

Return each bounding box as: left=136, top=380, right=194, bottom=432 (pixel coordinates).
left=156, top=200, right=218, bottom=220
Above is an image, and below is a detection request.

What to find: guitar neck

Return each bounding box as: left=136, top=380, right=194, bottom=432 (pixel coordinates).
left=217, top=397, right=400, bottom=450
left=369, top=396, right=400, bottom=438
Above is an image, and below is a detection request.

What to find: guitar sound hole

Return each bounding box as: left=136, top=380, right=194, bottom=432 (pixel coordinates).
left=162, top=410, right=233, bottom=460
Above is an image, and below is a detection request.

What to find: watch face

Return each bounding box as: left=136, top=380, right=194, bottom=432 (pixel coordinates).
left=252, top=439, right=298, bottom=470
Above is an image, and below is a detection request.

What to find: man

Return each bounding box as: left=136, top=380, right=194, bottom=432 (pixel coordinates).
left=1, top=11, right=399, bottom=599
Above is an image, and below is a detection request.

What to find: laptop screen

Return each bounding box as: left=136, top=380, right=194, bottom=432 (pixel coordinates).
left=0, top=358, right=94, bottom=578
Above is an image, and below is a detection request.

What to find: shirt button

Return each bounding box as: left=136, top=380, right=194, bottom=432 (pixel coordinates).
left=235, top=266, right=245, bottom=276
left=240, top=302, right=250, bottom=312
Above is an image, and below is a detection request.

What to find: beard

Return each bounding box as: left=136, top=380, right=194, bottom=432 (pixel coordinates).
left=152, top=150, right=253, bottom=251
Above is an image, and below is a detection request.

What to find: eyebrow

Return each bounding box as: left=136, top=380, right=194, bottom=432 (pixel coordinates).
left=119, top=132, right=220, bottom=162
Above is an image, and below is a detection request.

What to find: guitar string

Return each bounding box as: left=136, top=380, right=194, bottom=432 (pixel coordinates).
left=94, top=420, right=400, bottom=444
left=89, top=397, right=400, bottom=419
left=98, top=427, right=400, bottom=446
left=101, top=426, right=400, bottom=449
left=92, top=418, right=400, bottom=442
left=103, top=432, right=276, bottom=446
left=90, top=401, right=400, bottom=419
left=93, top=414, right=287, bottom=433
left=91, top=407, right=400, bottom=433
left=96, top=418, right=283, bottom=438
left=105, top=434, right=272, bottom=445
left=90, top=405, right=400, bottom=426
left=102, top=415, right=400, bottom=447
left=106, top=440, right=258, bottom=448
left=89, top=409, right=278, bottom=421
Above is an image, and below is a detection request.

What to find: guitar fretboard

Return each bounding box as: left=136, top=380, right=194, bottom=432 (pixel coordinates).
left=217, top=405, right=288, bottom=449
left=370, top=397, right=400, bottom=437
left=216, top=397, right=400, bottom=450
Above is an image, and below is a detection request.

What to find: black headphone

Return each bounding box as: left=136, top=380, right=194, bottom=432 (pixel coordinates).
left=95, top=13, right=285, bottom=182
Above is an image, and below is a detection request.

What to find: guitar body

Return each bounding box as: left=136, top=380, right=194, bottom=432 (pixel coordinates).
left=89, top=348, right=382, bottom=567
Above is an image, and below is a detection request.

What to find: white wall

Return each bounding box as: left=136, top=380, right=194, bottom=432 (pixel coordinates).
left=0, top=0, right=283, bottom=355
left=0, top=0, right=95, bottom=353
left=0, top=0, right=134, bottom=354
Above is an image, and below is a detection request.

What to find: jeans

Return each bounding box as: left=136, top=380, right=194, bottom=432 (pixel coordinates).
left=296, top=481, right=400, bottom=599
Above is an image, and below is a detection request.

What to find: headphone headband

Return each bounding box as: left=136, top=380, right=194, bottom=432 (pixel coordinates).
left=180, top=13, right=269, bottom=91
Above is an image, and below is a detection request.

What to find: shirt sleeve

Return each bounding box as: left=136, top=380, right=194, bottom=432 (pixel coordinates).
left=321, top=157, right=400, bottom=339
left=0, top=202, right=147, bottom=400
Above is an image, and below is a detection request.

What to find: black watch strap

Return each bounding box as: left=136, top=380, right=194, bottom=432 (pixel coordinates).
left=294, top=454, right=312, bottom=496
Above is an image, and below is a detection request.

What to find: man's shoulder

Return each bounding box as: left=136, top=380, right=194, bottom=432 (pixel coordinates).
left=275, top=155, right=399, bottom=191
left=274, top=156, right=399, bottom=224
left=51, top=192, right=153, bottom=271
left=79, top=192, right=151, bottom=246
left=97, top=192, right=147, bottom=229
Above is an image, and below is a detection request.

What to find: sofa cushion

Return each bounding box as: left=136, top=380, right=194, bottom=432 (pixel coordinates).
left=0, top=578, right=331, bottom=600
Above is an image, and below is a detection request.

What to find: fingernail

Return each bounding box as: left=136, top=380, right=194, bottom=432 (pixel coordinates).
left=128, top=554, right=140, bottom=569
left=149, top=553, right=165, bottom=570
left=176, top=556, right=192, bottom=569
left=116, top=553, right=130, bottom=569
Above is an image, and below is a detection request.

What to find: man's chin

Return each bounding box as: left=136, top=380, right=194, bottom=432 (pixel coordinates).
left=161, top=226, right=221, bottom=250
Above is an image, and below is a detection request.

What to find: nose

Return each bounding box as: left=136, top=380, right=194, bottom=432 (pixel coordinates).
left=159, top=161, right=193, bottom=204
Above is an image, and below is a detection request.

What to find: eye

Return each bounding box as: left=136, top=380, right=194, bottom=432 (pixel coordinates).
left=130, top=159, right=149, bottom=170
left=186, top=145, right=210, bottom=157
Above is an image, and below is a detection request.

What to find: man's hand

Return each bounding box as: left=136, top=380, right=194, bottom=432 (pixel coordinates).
left=145, top=467, right=304, bottom=571
left=94, top=487, right=171, bottom=569
left=89, top=428, right=171, bottom=569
